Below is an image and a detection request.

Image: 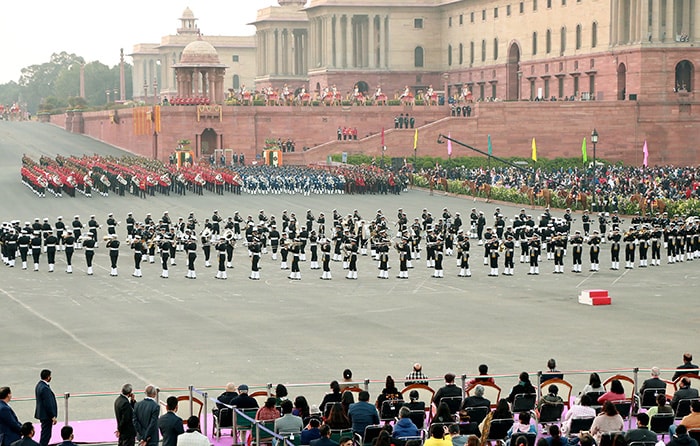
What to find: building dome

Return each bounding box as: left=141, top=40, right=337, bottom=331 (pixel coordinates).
left=180, top=39, right=221, bottom=65
left=181, top=7, right=195, bottom=19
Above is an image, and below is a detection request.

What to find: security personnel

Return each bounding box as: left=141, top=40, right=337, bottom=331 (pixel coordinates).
left=63, top=231, right=75, bottom=273
left=106, top=234, right=120, bottom=276
left=83, top=233, right=96, bottom=275
left=185, top=235, right=198, bottom=279
left=131, top=235, right=145, bottom=277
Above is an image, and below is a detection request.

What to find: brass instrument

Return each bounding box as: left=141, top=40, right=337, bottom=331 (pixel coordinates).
left=223, top=229, right=235, bottom=241
left=103, top=235, right=113, bottom=241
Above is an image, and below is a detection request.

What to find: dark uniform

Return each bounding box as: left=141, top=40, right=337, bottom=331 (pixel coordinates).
left=131, top=236, right=145, bottom=277
left=588, top=232, right=601, bottom=271
left=106, top=236, right=120, bottom=276
left=320, top=238, right=332, bottom=280
left=63, top=233, right=75, bottom=273
left=569, top=232, right=584, bottom=272
left=83, top=234, right=96, bottom=275
left=608, top=229, right=622, bottom=270
left=185, top=237, right=198, bottom=279
left=159, top=237, right=172, bottom=278
left=215, top=240, right=228, bottom=279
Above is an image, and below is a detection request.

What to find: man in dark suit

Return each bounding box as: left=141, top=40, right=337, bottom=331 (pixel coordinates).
left=624, top=413, right=658, bottom=443
left=114, top=384, right=136, bottom=446
left=0, top=387, right=22, bottom=446
left=10, top=423, right=39, bottom=446
left=158, top=397, right=183, bottom=446
left=133, top=386, right=159, bottom=446
left=34, top=369, right=57, bottom=446
left=310, top=425, right=338, bottom=446
left=57, top=426, right=78, bottom=446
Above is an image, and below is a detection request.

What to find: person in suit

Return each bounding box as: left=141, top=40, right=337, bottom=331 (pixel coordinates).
left=114, top=384, right=136, bottom=446
left=624, top=413, right=658, bottom=443
left=0, top=387, right=22, bottom=446
left=57, top=426, right=78, bottom=446
left=310, top=425, right=338, bottom=446
left=34, top=369, right=57, bottom=446
left=133, top=386, right=159, bottom=446
left=10, top=423, right=39, bottom=446
left=158, top=397, right=184, bottom=446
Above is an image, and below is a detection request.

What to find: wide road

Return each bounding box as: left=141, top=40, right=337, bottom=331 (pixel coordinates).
left=1, top=121, right=697, bottom=421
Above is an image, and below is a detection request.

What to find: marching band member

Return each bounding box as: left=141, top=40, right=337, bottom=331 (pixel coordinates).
left=159, top=234, right=171, bottom=278
left=320, top=237, right=332, bottom=280
left=185, top=234, right=198, bottom=279
left=487, top=238, right=500, bottom=277
left=31, top=231, right=42, bottom=271
left=552, top=235, right=565, bottom=274
left=106, top=234, right=120, bottom=276
left=63, top=231, right=75, bottom=273
left=588, top=230, right=602, bottom=271
left=18, top=228, right=30, bottom=270
left=83, top=232, right=96, bottom=275
left=269, top=225, right=280, bottom=261
left=608, top=228, right=622, bottom=270
left=309, top=230, right=319, bottom=269
left=624, top=228, right=637, bottom=269
left=249, top=234, right=261, bottom=280
left=527, top=234, right=541, bottom=275
left=377, top=233, right=390, bottom=279
left=44, top=230, right=58, bottom=273
left=72, top=215, right=84, bottom=249
left=106, top=213, right=118, bottom=237
left=345, top=237, right=358, bottom=280
left=201, top=229, right=212, bottom=267
left=126, top=212, right=135, bottom=243
left=638, top=226, right=650, bottom=267
left=289, top=237, right=302, bottom=280
left=131, top=235, right=145, bottom=278
left=503, top=234, right=515, bottom=276
left=55, top=216, right=65, bottom=251
left=433, top=235, right=445, bottom=278
left=569, top=230, right=584, bottom=273
left=457, top=231, right=471, bottom=277
left=280, top=233, right=290, bottom=269
left=215, top=238, right=228, bottom=279
left=397, top=234, right=410, bottom=279
left=650, top=225, right=663, bottom=266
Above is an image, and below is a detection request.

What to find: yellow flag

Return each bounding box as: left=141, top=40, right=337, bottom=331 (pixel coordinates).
left=413, top=129, right=418, bottom=150
left=531, top=138, right=537, bottom=162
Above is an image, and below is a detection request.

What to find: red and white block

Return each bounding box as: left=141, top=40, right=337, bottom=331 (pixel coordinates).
left=579, top=289, right=611, bottom=306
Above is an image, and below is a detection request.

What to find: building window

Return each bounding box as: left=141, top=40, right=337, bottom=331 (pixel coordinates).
left=493, top=38, right=499, bottom=60
left=482, top=9, right=486, bottom=20
left=573, top=76, right=580, bottom=96
left=494, top=7, right=499, bottom=17
left=414, top=47, right=424, bottom=67
left=544, top=78, right=550, bottom=97
left=562, top=0, right=567, bottom=5
left=533, top=0, right=538, bottom=10
left=558, top=77, right=564, bottom=98
left=591, top=22, right=598, bottom=47
left=449, top=17, right=453, bottom=27
left=414, top=18, right=424, bottom=28
left=532, top=32, right=538, bottom=55
left=481, top=39, right=486, bottom=61
left=492, top=83, right=497, bottom=98
left=480, top=84, right=485, bottom=100
left=507, top=5, right=512, bottom=15
left=546, top=29, right=552, bottom=53
left=459, top=43, right=464, bottom=64
left=560, top=27, right=566, bottom=54
left=589, top=74, right=595, bottom=96
left=547, top=0, right=552, bottom=8
left=232, top=55, right=239, bottom=62
left=448, top=45, right=453, bottom=66
left=520, top=2, right=525, bottom=12
left=460, top=14, right=464, bottom=24
left=470, top=41, right=475, bottom=65
left=471, top=12, right=475, bottom=22
left=233, top=74, right=240, bottom=89
left=576, top=24, right=582, bottom=49
left=530, top=79, right=536, bottom=100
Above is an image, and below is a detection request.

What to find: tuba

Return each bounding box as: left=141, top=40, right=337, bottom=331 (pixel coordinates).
left=195, top=173, right=206, bottom=186
left=222, top=229, right=236, bottom=242
left=100, top=174, right=111, bottom=187
left=160, top=173, right=171, bottom=186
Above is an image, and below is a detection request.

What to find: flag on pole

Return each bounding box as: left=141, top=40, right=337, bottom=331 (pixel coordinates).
left=447, top=132, right=452, bottom=156
left=643, top=140, right=649, bottom=167
left=488, top=134, right=493, bottom=156
left=413, top=129, right=418, bottom=150
left=531, top=138, right=537, bottom=162
left=581, top=137, right=588, bottom=163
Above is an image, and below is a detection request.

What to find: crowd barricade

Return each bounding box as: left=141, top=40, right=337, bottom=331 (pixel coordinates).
left=7, top=367, right=700, bottom=432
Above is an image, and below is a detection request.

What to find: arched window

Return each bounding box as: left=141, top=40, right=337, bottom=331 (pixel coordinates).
left=560, top=27, right=567, bottom=54
left=675, top=60, right=694, bottom=92
left=591, top=22, right=598, bottom=47
left=546, top=29, right=552, bottom=53
left=459, top=43, right=464, bottom=64
left=493, top=38, right=499, bottom=60
left=414, top=46, right=424, bottom=67
left=481, top=39, right=486, bottom=62
left=576, top=24, right=582, bottom=49
left=233, top=75, right=240, bottom=90
left=448, top=44, right=453, bottom=66
left=532, top=32, right=538, bottom=55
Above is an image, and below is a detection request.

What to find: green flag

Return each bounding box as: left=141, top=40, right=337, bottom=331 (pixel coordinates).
left=582, top=137, right=588, bottom=163
left=488, top=134, right=492, bottom=156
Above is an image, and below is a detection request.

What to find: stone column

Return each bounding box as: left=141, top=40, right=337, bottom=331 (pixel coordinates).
left=378, top=15, right=384, bottom=68
left=384, top=16, right=389, bottom=68
left=682, top=0, right=691, bottom=37
left=665, top=0, right=674, bottom=40
left=368, top=15, right=376, bottom=68
left=651, top=0, right=661, bottom=41
left=345, top=15, right=352, bottom=68
left=618, top=0, right=626, bottom=43
left=694, top=0, right=700, bottom=40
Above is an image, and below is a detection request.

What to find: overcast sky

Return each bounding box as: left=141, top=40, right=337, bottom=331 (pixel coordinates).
left=0, top=1, right=287, bottom=84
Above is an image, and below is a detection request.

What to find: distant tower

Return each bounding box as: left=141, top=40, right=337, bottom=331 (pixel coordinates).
left=177, top=7, right=200, bottom=35
left=278, top=0, right=307, bottom=5
left=119, top=48, right=126, bottom=102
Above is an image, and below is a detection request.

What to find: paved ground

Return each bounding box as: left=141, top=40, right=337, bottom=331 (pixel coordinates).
left=1, top=121, right=698, bottom=422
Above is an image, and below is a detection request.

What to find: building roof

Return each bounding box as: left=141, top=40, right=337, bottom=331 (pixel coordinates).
left=180, top=39, right=221, bottom=64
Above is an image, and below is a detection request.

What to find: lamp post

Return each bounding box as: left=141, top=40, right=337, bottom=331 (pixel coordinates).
left=591, top=128, right=598, bottom=211
left=106, top=90, right=110, bottom=104
left=143, top=81, right=148, bottom=104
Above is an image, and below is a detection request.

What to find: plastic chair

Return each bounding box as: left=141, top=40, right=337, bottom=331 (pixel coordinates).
left=486, top=418, right=514, bottom=442
left=279, top=431, right=302, bottom=446
left=380, top=399, right=404, bottom=421
left=440, top=396, right=463, bottom=414
left=512, top=432, right=537, bottom=446
left=464, top=406, right=490, bottom=424
left=538, top=403, right=564, bottom=426
left=250, top=420, right=275, bottom=446
left=409, top=409, right=426, bottom=430
left=612, top=400, right=632, bottom=422
left=354, top=424, right=383, bottom=446
left=640, top=388, right=665, bottom=409
left=465, top=381, right=502, bottom=409
left=650, top=412, right=675, bottom=439
left=233, top=408, right=261, bottom=445
left=329, top=429, right=352, bottom=444
left=567, top=416, right=594, bottom=436
left=512, top=394, right=537, bottom=413
left=176, top=395, right=203, bottom=424
left=540, top=378, right=573, bottom=409
left=214, top=407, right=233, bottom=438
left=675, top=398, right=699, bottom=419
left=599, top=431, right=626, bottom=446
